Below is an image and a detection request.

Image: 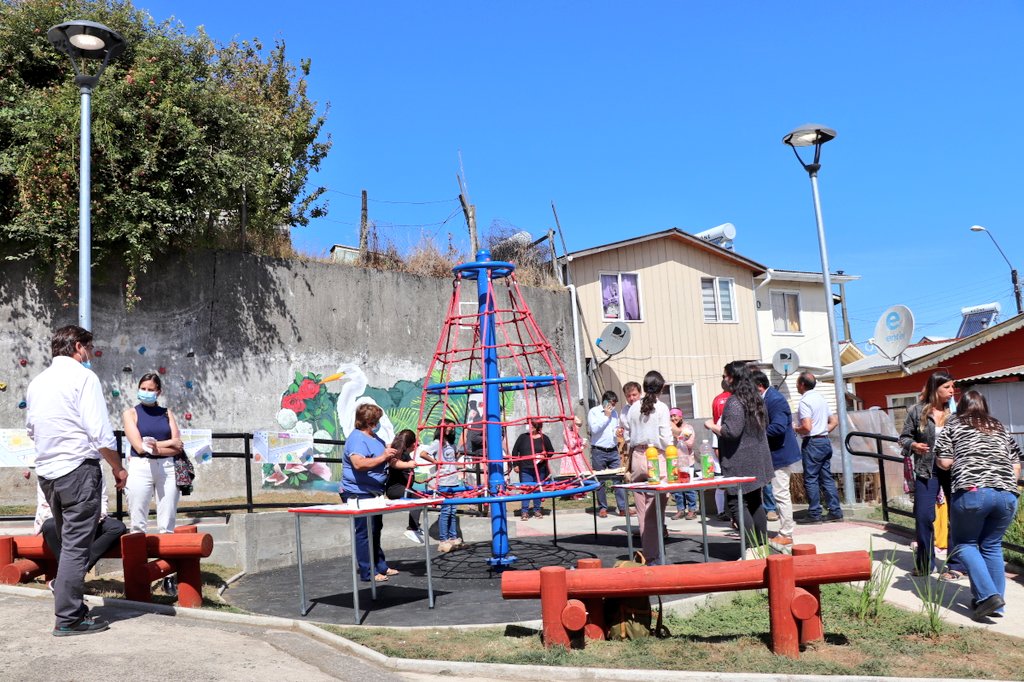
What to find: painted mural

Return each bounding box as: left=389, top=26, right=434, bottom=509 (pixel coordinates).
left=263, top=364, right=507, bottom=491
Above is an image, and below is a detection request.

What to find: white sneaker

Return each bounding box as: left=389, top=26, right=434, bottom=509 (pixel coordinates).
left=438, top=541, right=453, bottom=553
left=404, top=529, right=424, bottom=545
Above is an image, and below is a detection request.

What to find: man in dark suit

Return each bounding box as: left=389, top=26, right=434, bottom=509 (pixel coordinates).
left=753, top=371, right=801, bottom=551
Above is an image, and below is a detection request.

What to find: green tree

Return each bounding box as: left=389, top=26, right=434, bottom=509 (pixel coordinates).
left=0, top=0, right=330, bottom=304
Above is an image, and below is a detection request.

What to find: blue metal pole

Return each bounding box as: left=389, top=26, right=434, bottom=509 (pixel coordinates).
left=474, top=250, right=515, bottom=566
left=78, top=85, right=92, bottom=331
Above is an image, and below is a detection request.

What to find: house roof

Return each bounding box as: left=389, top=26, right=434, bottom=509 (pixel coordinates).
left=754, top=268, right=861, bottom=285
left=565, top=228, right=767, bottom=274
left=839, top=340, right=958, bottom=379
left=956, top=365, right=1024, bottom=384
left=908, top=313, right=1024, bottom=373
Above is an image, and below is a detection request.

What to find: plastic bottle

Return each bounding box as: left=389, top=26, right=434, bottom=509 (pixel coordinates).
left=645, top=444, right=660, bottom=483
left=664, top=444, right=678, bottom=482
left=699, top=439, right=714, bottom=479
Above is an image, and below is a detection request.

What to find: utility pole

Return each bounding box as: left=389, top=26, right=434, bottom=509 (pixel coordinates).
left=359, top=189, right=368, bottom=261
left=457, top=174, right=478, bottom=254
left=837, top=271, right=852, bottom=342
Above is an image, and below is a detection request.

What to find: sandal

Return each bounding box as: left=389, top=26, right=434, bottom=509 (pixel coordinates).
left=374, top=574, right=389, bottom=583
left=385, top=568, right=399, bottom=576
left=939, top=570, right=965, bottom=582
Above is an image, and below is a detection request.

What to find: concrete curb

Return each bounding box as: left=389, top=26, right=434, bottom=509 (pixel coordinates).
left=0, top=584, right=999, bottom=682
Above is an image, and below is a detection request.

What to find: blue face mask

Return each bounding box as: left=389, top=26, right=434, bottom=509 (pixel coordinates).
left=82, top=360, right=92, bottom=369
left=372, top=423, right=381, bottom=434
left=138, top=390, right=158, bottom=405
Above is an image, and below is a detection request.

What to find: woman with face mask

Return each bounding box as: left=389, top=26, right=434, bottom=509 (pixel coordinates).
left=122, top=373, right=185, bottom=534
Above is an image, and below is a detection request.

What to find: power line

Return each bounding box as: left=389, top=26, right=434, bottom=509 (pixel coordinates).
left=324, top=189, right=459, bottom=206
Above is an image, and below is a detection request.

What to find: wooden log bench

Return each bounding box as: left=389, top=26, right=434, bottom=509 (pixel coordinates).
left=0, top=526, right=213, bottom=608
left=501, top=544, right=871, bottom=658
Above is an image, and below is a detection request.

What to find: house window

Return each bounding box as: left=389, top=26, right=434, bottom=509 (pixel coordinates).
left=600, top=273, right=642, bottom=321
left=770, top=290, right=801, bottom=333
left=659, top=383, right=697, bottom=419
left=701, top=277, right=736, bottom=322
left=886, top=393, right=919, bottom=430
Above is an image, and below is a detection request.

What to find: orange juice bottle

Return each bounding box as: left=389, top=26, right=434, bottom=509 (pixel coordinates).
left=645, top=444, right=660, bottom=483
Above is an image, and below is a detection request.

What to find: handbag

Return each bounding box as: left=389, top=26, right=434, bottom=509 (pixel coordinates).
left=173, top=453, right=196, bottom=495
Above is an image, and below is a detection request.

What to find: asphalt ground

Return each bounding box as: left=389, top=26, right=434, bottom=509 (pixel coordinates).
left=226, top=514, right=744, bottom=626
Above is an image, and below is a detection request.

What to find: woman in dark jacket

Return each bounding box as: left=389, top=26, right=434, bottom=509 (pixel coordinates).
left=705, top=361, right=774, bottom=549
left=899, top=370, right=966, bottom=580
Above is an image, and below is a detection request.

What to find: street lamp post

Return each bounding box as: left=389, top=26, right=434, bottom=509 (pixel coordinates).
left=783, top=124, right=855, bottom=507
left=970, top=225, right=1023, bottom=315
left=46, top=20, right=126, bottom=331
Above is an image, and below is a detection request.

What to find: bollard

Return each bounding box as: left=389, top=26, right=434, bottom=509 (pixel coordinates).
left=766, top=554, right=799, bottom=658
left=539, top=566, right=570, bottom=648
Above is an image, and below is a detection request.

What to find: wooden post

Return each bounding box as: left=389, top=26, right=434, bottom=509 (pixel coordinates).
left=539, top=566, right=570, bottom=648
left=0, top=536, right=13, bottom=571
left=576, top=557, right=606, bottom=639
left=792, top=544, right=824, bottom=644
left=359, top=189, right=369, bottom=262
left=176, top=557, right=204, bottom=608
left=766, top=554, right=800, bottom=658
left=457, top=174, right=478, bottom=254
left=121, top=532, right=152, bottom=603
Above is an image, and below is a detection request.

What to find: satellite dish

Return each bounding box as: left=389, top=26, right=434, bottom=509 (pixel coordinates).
left=596, top=323, right=630, bottom=356
left=772, top=348, right=800, bottom=376
left=873, top=305, right=914, bottom=359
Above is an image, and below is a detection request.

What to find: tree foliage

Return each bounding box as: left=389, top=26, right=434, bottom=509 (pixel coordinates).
left=0, top=0, right=331, bottom=304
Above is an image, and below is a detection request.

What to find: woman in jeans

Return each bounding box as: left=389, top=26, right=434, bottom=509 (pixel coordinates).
left=935, top=390, right=1021, bottom=620
left=899, top=371, right=967, bottom=580
left=513, top=420, right=554, bottom=521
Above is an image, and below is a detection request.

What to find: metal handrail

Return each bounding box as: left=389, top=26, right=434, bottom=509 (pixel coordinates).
left=845, top=430, right=1024, bottom=555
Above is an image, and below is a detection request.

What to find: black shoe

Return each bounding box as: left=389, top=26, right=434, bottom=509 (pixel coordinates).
left=971, top=598, right=1005, bottom=617
left=162, top=575, right=178, bottom=598
left=797, top=516, right=823, bottom=525
left=825, top=514, right=845, bottom=523
left=974, top=594, right=1006, bottom=619
left=53, top=615, right=110, bottom=637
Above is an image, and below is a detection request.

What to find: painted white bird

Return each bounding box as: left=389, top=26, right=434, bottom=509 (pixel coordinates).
left=320, top=362, right=396, bottom=444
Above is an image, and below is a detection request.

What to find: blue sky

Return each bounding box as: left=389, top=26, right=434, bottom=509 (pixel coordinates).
left=139, top=1, right=1024, bottom=348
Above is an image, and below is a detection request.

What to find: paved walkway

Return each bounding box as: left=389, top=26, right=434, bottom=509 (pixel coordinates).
left=2, top=506, right=1023, bottom=682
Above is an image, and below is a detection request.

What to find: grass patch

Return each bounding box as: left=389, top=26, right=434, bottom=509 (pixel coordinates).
left=319, top=584, right=1024, bottom=679
left=23, top=562, right=246, bottom=613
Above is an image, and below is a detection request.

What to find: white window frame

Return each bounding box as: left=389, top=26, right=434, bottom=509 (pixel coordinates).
left=701, top=276, right=737, bottom=323
left=599, top=271, right=644, bottom=322
left=886, top=393, right=919, bottom=430
left=658, top=382, right=699, bottom=419
left=769, top=289, right=803, bottom=335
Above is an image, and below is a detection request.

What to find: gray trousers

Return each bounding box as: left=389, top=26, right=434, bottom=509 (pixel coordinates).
left=38, top=459, right=102, bottom=628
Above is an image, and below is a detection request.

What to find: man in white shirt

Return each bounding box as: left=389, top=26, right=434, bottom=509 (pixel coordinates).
left=587, top=390, right=628, bottom=517
left=26, top=325, right=127, bottom=636
left=795, top=371, right=843, bottom=524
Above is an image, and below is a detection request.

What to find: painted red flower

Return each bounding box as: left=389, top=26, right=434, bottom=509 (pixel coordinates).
left=281, top=394, right=306, bottom=413
left=296, top=379, right=320, bottom=399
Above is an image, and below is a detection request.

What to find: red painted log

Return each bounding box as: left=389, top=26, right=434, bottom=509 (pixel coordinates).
left=143, top=558, right=175, bottom=583
left=502, top=550, right=871, bottom=599
left=766, top=554, right=799, bottom=659
left=792, top=545, right=823, bottom=644
left=121, top=532, right=153, bottom=603
left=540, top=567, right=570, bottom=648
left=143, top=533, right=213, bottom=558
left=0, top=536, right=13, bottom=568
left=561, top=599, right=588, bottom=631
left=173, top=525, right=197, bottom=534
left=0, top=558, right=43, bottom=585
left=176, top=558, right=204, bottom=608
left=576, top=557, right=606, bottom=639
left=9, top=535, right=57, bottom=560
left=791, top=587, right=818, bottom=621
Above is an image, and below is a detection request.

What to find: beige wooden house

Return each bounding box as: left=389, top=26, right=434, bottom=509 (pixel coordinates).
left=564, top=228, right=766, bottom=419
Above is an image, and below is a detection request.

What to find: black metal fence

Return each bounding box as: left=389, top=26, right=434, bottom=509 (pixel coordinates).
left=845, top=430, right=1024, bottom=555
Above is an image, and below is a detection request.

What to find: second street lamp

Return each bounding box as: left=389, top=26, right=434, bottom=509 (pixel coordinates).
left=782, top=124, right=855, bottom=507
left=970, top=225, right=1023, bottom=315
left=46, top=20, right=127, bottom=331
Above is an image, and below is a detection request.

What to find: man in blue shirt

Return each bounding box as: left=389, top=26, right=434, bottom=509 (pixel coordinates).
left=587, top=390, right=628, bottom=517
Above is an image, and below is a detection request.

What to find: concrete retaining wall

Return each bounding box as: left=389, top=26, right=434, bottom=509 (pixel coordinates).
left=0, top=251, right=579, bottom=507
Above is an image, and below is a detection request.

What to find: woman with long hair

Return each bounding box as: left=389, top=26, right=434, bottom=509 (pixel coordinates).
left=705, top=360, right=774, bottom=549
left=625, top=370, right=673, bottom=564
left=935, top=390, right=1021, bottom=619
left=899, top=370, right=967, bottom=580
left=385, top=429, right=424, bottom=544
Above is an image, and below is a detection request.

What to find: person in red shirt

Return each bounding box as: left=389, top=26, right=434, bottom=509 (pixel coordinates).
left=710, top=379, right=731, bottom=519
